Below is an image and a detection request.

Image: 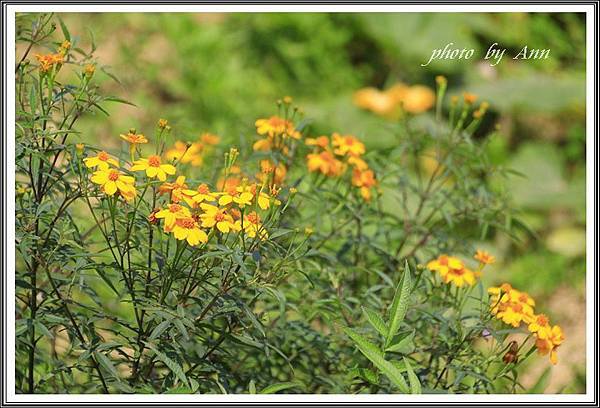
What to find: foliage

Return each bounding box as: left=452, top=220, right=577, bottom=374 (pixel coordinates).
left=15, top=13, right=578, bottom=395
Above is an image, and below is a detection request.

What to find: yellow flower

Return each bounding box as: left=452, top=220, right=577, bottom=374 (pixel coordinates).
left=83, top=151, right=119, bottom=170
left=332, top=133, right=366, bottom=157
left=242, top=211, right=268, bottom=240
left=165, top=141, right=204, bottom=167
left=488, top=284, right=535, bottom=327
left=158, top=118, right=169, bottom=129
left=258, top=159, right=287, bottom=186
left=90, top=168, right=136, bottom=201
left=84, top=64, right=95, bottom=78
left=199, top=204, right=239, bottom=233
left=347, top=155, right=369, bottom=171
left=155, top=203, right=192, bottom=230
left=534, top=325, right=565, bottom=365
left=463, top=92, right=478, bottom=105
left=191, top=183, right=216, bottom=206
left=200, top=133, right=220, bottom=145
left=166, top=217, right=208, bottom=246
left=353, top=87, right=399, bottom=118
left=528, top=314, right=552, bottom=338
left=218, top=187, right=254, bottom=208
left=474, top=249, right=495, bottom=265
left=158, top=175, right=190, bottom=204
left=427, top=255, right=477, bottom=287
left=400, top=85, right=436, bottom=114
left=120, top=131, right=148, bottom=146
left=131, top=155, right=176, bottom=181
left=255, top=116, right=300, bottom=139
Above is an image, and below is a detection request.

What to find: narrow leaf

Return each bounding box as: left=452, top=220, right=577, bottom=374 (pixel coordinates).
left=343, top=328, right=409, bottom=393
left=403, top=358, right=422, bottom=394
left=259, top=381, right=303, bottom=394
left=361, top=307, right=389, bottom=338
left=386, top=261, right=412, bottom=347
left=146, top=344, right=189, bottom=387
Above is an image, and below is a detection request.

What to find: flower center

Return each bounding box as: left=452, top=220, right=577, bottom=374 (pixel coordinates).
left=108, top=170, right=120, bottom=181
left=98, top=151, right=109, bottom=161
left=246, top=213, right=260, bottom=224
left=197, top=184, right=209, bottom=194
left=537, top=315, right=549, bottom=325
left=148, top=155, right=161, bottom=167
left=214, top=212, right=225, bottom=222
left=512, top=303, right=523, bottom=313
left=178, top=218, right=195, bottom=228
left=169, top=204, right=182, bottom=213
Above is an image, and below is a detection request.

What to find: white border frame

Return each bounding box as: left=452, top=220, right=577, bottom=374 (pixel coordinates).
left=4, top=3, right=596, bottom=404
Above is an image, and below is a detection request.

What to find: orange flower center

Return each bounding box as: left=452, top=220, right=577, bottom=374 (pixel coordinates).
left=98, top=151, right=109, bottom=161
left=512, top=303, right=523, bottom=313
left=246, top=213, right=260, bottom=224
left=178, top=218, right=196, bottom=229
left=214, top=212, right=225, bottom=222
left=108, top=170, right=120, bottom=181
left=518, top=294, right=529, bottom=303
left=169, top=204, right=182, bottom=213
left=148, top=155, right=161, bottom=167
left=197, top=184, right=209, bottom=194
left=537, top=315, right=549, bottom=326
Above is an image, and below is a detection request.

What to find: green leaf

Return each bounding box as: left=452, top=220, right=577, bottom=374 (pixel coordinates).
left=57, top=16, right=70, bottom=42
left=403, top=358, right=422, bottom=394
left=529, top=366, right=552, bottom=393
left=94, top=351, right=120, bottom=380
left=259, top=381, right=303, bottom=394
left=343, top=327, right=409, bottom=393
left=386, top=261, right=412, bottom=347
left=149, top=320, right=171, bottom=340
left=146, top=344, right=189, bottom=388
left=385, top=330, right=415, bottom=354
left=361, top=307, right=389, bottom=338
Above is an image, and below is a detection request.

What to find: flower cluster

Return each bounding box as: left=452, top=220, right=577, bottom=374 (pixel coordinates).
left=306, top=133, right=377, bottom=201
left=253, top=115, right=301, bottom=154
left=34, top=40, right=70, bottom=73
left=353, top=82, right=436, bottom=118
left=84, top=126, right=279, bottom=247
left=427, top=250, right=494, bottom=287
left=488, top=283, right=565, bottom=365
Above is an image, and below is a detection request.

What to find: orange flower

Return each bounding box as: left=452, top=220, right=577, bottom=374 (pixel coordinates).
left=120, top=131, right=148, bottom=145
left=332, top=133, right=366, bottom=157
left=351, top=168, right=377, bottom=201
left=200, top=133, right=220, bottom=145
left=35, top=53, right=64, bottom=73
left=535, top=325, right=565, bottom=365
left=306, top=151, right=345, bottom=177
left=474, top=250, right=495, bottom=265
left=305, top=136, right=330, bottom=149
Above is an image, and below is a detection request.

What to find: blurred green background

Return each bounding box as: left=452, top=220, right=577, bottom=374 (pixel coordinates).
left=53, top=12, right=586, bottom=393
